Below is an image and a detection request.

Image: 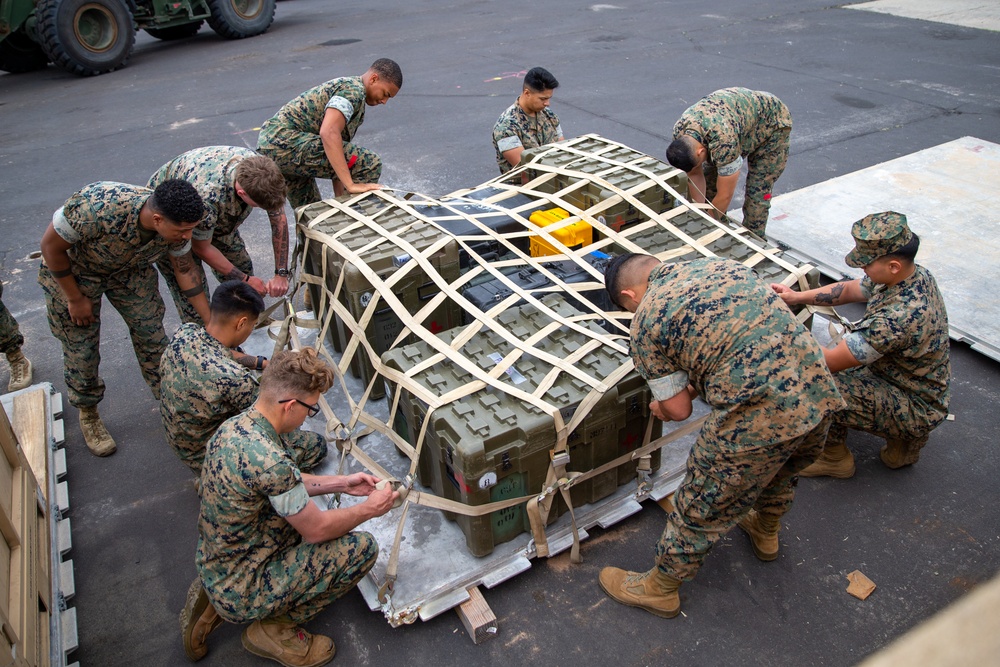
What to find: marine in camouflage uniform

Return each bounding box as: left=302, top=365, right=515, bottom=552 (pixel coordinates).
left=149, top=146, right=288, bottom=324
left=159, top=322, right=327, bottom=474
left=492, top=66, right=564, bottom=174
left=774, top=212, right=951, bottom=476
left=668, top=87, right=791, bottom=237
left=0, top=281, right=24, bottom=356
left=196, top=408, right=374, bottom=625
left=37, top=182, right=199, bottom=408
left=599, top=254, right=844, bottom=617
left=258, top=59, right=402, bottom=211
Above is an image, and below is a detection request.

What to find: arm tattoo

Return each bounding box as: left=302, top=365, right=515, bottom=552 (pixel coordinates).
left=174, top=252, right=195, bottom=274
left=270, top=214, right=289, bottom=271
left=233, top=352, right=257, bottom=369
left=224, top=267, right=247, bottom=282
left=815, top=283, right=846, bottom=305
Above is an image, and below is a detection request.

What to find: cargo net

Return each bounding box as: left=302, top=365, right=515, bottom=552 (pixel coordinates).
left=279, top=134, right=832, bottom=618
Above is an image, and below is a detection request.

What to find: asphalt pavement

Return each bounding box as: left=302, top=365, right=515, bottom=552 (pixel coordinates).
left=1, top=1, right=998, bottom=665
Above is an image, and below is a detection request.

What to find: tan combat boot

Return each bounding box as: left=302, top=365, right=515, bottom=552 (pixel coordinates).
left=6, top=347, right=33, bottom=392
left=880, top=434, right=929, bottom=469
left=739, top=509, right=781, bottom=561
left=180, top=578, right=223, bottom=661
left=242, top=617, right=335, bottom=667
left=599, top=566, right=681, bottom=618
left=799, top=443, right=855, bottom=478
left=79, top=406, right=116, bottom=456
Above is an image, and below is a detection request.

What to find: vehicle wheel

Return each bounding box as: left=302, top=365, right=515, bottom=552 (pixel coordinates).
left=36, top=0, right=135, bottom=76
left=145, top=20, right=203, bottom=40
left=0, top=29, right=50, bottom=73
left=206, top=0, right=276, bottom=39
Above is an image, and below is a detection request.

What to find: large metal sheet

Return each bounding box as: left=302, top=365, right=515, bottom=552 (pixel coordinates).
left=764, top=136, right=1000, bottom=362
left=847, top=0, right=1000, bottom=32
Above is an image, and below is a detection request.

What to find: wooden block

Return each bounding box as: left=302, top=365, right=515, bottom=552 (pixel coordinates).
left=456, top=586, right=498, bottom=645
left=656, top=493, right=675, bottom=514
left=12, top=391, right=47, bottom=503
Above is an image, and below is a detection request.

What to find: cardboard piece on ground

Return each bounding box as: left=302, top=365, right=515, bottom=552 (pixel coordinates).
left=847, top=570, right=877, bottom=600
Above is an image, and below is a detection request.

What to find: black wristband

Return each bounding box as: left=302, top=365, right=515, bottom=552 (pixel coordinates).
left=275, top=268, right=290, bottom=277
left=50, top=267, right=73, bottom=278
left=255, top=356, right=266, bottom=371
left=181, top=284, right=205, bottom=298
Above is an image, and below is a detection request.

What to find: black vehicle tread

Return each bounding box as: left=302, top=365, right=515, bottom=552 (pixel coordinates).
left=206, top=0, right=275, bottom=39
left=36, top=0, right=136, bottom=76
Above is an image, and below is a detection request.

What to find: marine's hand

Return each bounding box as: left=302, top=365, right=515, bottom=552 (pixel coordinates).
left=366, top=484, right=399, bottom=516
left=345, top=182, right=382, bottom=194
left=769, top=283, right=798, bottom=305
left=67, top=295, right=95, bottom=326
left=247, top=275, right=268, bottom=295
left=649, top=400, right=672, bottom=422
left=342, top=472, right=379, bottom=496
left=267, top=275, right=289, bottom=297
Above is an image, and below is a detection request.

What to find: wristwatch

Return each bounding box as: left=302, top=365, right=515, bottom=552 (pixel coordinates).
left=275, top=268, right=290, bottom=277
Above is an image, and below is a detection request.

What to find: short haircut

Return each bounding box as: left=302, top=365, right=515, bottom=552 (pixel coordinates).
left=148, top=179, right=204, bottom=224
left=211, top=280, right=265, bottom=321
left=236, top=156, right=286, bottom=211
left=884, top=232, right=920, bottom=264
left=604, top=252, right=658, bottom=308
left=524, top=67, right=558, bottom=93
left=666, top=136, right=699, bottom=173
left=259, top=348, right=335, bottom=398
left=370, top=58, right=403, bottom=88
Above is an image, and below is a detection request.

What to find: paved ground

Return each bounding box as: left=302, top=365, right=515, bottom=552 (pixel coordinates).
left=1, top=0, right=999, bottom=665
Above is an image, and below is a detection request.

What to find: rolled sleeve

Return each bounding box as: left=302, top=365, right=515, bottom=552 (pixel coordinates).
left=325, top=95, right=355, bottom=123
left=269, top=482, right=310, bottom=517
left=646, top=370, right=690, bottom=402
left=716, top=155, right=743, bottom=177
left=168, top=239, right=192, bottom=257
left=497, top=135, right=523, bottom=153
left=52, top=207, right=81, bottom=244
left=844, top=331, right=883, bottom=365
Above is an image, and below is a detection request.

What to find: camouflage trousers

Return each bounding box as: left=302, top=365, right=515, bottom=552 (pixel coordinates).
left=0, top=281, right=25, bottom=355
left=181, top=428, right=327, bottom=476
left=824, top=366, right=944, bottom=449
left=655, top=415, right=831, bottom=581
left=208, top=530, right=378, bottom=625
left=703, top=126, right=790, bottom=238
left=156, top=230, right=253, bottom=325
left=258, top=136, right=382, bottom=210
left=38, top=265, right=167, bottom=408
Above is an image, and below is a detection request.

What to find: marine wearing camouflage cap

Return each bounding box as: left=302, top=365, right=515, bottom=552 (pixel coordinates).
left=845, top=211, right=914, bottom=268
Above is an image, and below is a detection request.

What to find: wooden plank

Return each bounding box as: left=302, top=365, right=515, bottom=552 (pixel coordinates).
left=11, top=391, right=47, bottom=503
left=656, top=493, right=675, bottom=514
left=456, top=586, right=498, bottom=644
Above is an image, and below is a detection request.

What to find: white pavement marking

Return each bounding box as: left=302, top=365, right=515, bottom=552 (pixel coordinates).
left=847, top=0, right=1000, bottom=32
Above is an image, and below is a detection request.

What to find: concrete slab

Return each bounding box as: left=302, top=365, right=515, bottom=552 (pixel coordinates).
left=765, top=137, right=1000, bottom=361
left=848, top=0, right=1000, bottom=32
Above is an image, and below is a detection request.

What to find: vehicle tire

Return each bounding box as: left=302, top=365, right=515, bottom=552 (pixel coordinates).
left=36, top=0, right=135, bottom=76
left=144, top=20, right=203, bottom=40
left=206, top=0, right=275, bottom=39
left=0, top=29, right=50, bottom=73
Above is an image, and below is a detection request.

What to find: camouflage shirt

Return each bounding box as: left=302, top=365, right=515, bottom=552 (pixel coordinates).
left=148, top=146, right=254, bottom=241
left=197, top=408, right=310, bottom=598
left=631, top=257, right=844, bottom=445
left=49, top=182, right=191, bottom=277
left=159, top=323, right=258, bottom=470
left=844, top=266, right=951, bottom=425
left=492, top=99, right=563, bottom=173
left=258, top=76, right=367, bottom=149
left=672, top=88, right=791, bottom=177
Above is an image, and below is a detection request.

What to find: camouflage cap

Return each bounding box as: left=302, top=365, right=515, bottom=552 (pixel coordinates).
left=844, top=211, right=913, bottom=268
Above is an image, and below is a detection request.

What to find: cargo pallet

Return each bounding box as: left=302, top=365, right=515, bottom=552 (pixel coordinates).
left=280, top=134, right=828, bottom=639
left=1, top=384, right=78, bottom=666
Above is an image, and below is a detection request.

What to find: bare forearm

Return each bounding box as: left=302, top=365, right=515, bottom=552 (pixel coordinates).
left=268, top=212, right=289, bottom=272
left=790, top=280, right=864, bottom=307
left=193, top=240, right=234, bottom=277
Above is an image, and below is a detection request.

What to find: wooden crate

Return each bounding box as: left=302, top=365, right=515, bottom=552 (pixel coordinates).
left=0, top=400, right=51, bottom=667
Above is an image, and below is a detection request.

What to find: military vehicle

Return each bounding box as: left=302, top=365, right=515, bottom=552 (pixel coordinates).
left=0, top=0, right=276, bottom=76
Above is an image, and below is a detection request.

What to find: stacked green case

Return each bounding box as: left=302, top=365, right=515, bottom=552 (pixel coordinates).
left=382, top=294, right=661, bottom=557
